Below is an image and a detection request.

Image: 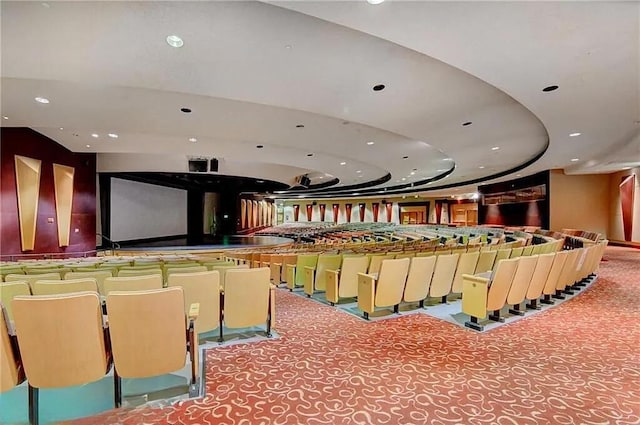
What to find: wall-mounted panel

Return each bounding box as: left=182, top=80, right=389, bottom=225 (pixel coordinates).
left=53, top=164, right=75, bottom=247
left=14, top=155, right=42, bottom=251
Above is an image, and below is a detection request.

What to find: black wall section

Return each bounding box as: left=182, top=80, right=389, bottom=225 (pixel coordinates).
left=187, top=189, right=204, bottom=245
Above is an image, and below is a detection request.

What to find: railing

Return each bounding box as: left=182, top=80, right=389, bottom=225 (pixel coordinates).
left=0, top=250, right=99, bottom=262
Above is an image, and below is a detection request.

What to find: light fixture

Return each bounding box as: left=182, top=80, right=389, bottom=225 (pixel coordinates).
left=569, top=132, right=581, bottom=137
left=401, top=177, right=406, bottom=181
left=340, top=162, right=346, bottom=166
left=491, top=146, right=500, bottom=151
left=285, top=45, right=292, bottom=50
left=306, top=153, right=313, bottom=157
left=295, top=124, right=305, bottom=128
left=85, top=144, right=91, bottom=148
left=91, top=133, right=99, bottom=138
left=373, top=84, right=386, bottom=92
left=356, top=170, right=362, bottom=173
left=34, top=97, right=50, bottom=104
left=108, top=133, right=118, bottom=139
left=256, top=145, right=264, bottom=149
left=516, top=174, right=521, bottom=177
left=366, top=141, right=375, bottom=145
left=414, top=195, right=419, bottom=198
left=472, top=193, right=480, bottom=200
left=402, top=156, right=408, bottom=160
left=462, top=121, right=472, bottom=127
left=366, top=0, right=385, bottom=4
left=571, top=158, right=580, bottom=162
left=59, top=127, right=63, bottom=130
left=180, top=107, right=192, bottom=113
left=410, top=171, right=416, bottom=175
left=542, top=85, right=559, bottom=92
left=479, top=166, right=485, bottom=169
left=622, top=167, right=631, bottom=170
left=2, top=116, right=8, bottom=120
left=189, top=137, right=197, bottom=143
left=166, top=35, right=184, bottom=48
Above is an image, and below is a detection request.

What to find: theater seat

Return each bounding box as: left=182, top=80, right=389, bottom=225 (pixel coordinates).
left=103, top=275, right=163, bottom=295
left=13, top=292, right=112, bottom=424
left=106, top=287, right=199, bottom=407
left=524, top=252, right=555, bottom=310
left=31, top=278, right=98, bottom=296
left=325, top=256, right=369, bottom=306
left=0, top=282, right=31, bottom=321
left=167, top=270, right=220, bottom=335
left=358, top=258, right=410, bottom=320
left=285, top=254, right=318, bottom=291
left=451, top=251, right=481, bottom=295
left=303, top=254, right=342, bottom=297
left=428, top=253, right=460, bottom=304
left=505, top=255, right=538, bottom=316
left=474, top=250, right=497, bottom=274
left=402, top=256, right=437, bottom=308
left=540, top=250, right=570, bottom=305
left=1, top=306, right=24, bottom=393
left=117, top=268, right=163, bottom=278
left=65, top=270, right=113, bottom=296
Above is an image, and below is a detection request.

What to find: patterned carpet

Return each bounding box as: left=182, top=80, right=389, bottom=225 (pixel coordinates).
left=66, top=247, right=640, bottom=425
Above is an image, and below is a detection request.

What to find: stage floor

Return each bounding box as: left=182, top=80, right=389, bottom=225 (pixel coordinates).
left=117, top=235, right=294, bottom=252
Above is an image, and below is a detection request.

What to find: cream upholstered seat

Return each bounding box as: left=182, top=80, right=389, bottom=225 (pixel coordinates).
left=106, top=287, right=199, bottom=407
left=540, top=250, right=570, bottom=305
left=65, top=270, right=113, bottom=295
left=474, top=250, right=498, bottom=274
left=271, top=253, right=296, bottom=284
left=505, top=255, right=538, bottom=316
left=358, top=258, right=410, bottom=320
left=25, top=267, right=71, bottom=278
left=167, top=270, right=220, bottom=335
left=5, top=273, right=61, bottom=289
left=13, top=292, right=112, bottom=424
left=221, top=268, right=273, bottom=341
left=103, top=275, right=163, bottom=295
left=524, top=252, right=556, bottom=310
left=210, top=264, right=249, bottom=288
left=1, top=306, right=24, bottom=394
left=522, top=245, right=534, bottom=256
left=366, top=254, right=387, bottom=275
left=166, top=265, right=208, bottom=277
left=509, top=246, right=524, bottom=258
left=0, top=282, right=31, bottom=321
left=268, top=254, right=283, bottom=283
left=303, top=254, right=342, bottom=297
left=462, top=257, right=519, bottom=331
left=285, top=254, right=318, bottom=291
left=325, top=256, right=370, bottom=306
left=402, top=256, right=437, bottom=308
left=117, top=267, right=163, bottom=278
left=553, top=248, right=583, bottom=299
left=492, top=249, right=512, bottom=270
left=451, top=251, right=481, bottom=294
left=428, top=253, right=460, bottom=303
left=31, top=278, right=98, bottom=296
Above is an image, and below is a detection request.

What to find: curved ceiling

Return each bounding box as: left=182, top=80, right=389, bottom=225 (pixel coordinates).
left=1, top=1, right=637, bottom=199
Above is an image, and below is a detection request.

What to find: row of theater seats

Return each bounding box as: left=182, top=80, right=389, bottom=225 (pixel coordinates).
left=1, top=287, right=199, bottom=425
left=462, top=240, right=607, bottom=330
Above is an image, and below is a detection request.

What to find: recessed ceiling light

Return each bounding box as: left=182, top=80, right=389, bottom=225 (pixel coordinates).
left=366, top=141, right=375, bottom=145
left=366, top=0, right=385, bottom=4
left=340, top=162, right=346, bottom=166
left=2, top=116, right=8, bottom=120
left=516, top=174, right=521, bottom=177
left=414, top=195, right=419, bottom=198
left=373, top=84, right=386, bottom=92
left=306, top=153, right=313, bottom=157
left=401, top=177, right=406, bottom=181
left=571, top=158, right=580, bottom=162
left=285, top=45, right=292, bottom=50
left=479, top=166, right=485, bottom=169
left=491, top=146, right=500, bottom=151
left=108, top=133, right=118, bottom=139
left=569, top=132, right=581, bottom=137
left=189, top=137, right=197, bottom=143
left=34, top=97, right=49, bottom=104
left=256, top=145, right=264, bottom=149
left=621, top=167, right=631, bottom=170
left=85, top=144, right=90, bottom=148
left=542, top=85, right=559, bottom=92
left=166, top=35, right=184, bottom=48
left=256, top=180, right=264, bottom=184
left=356, top=170, right=362, bottom=173
left=319, top=176, right=324, bottom=179
left=296, top=124, right=305, bottom=128
left=59, top=127, right=63, bottom=130
left=410, top=171, right=416, bottom=175
left=91, top=133, right=99, bottom=138
left=180, top=107, right=191, bottom=113
left=462, top=121, right=472, bottom=127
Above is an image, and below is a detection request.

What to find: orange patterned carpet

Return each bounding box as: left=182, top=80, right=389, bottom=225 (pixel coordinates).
left=68, top=247, right=640, bottom=424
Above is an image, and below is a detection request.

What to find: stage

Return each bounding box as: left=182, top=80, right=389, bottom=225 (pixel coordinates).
left=113, top=235, right=294, bottom=255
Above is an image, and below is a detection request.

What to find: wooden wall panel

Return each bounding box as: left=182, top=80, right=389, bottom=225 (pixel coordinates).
left=620, top=174, right=635, bottom=241
left=53, top=164, right=75, bottom=247
left=14, top=155, right=42, bottom=251
left=240, top=199, right=247, bottom=229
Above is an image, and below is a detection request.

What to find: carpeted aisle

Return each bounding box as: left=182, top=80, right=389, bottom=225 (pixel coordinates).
left=66, top=247, right=640, bottom=424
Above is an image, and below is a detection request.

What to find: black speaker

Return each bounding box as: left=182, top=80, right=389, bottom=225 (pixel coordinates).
left=381, top=199, right=387, bottom=204
left=188, top=159, right=208, bottom=172
left=210, top=158, right=219, bottom=172
left=312, top=201, right=317, bottom=206
left=300, top=176, right=311, bottom=187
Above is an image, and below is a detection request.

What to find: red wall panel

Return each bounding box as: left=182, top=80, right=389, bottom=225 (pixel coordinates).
left=1, top=128, right=96, bottom=257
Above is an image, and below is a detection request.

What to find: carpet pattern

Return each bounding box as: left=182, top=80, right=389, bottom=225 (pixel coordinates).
left=65, top=247, right=640, bottom=424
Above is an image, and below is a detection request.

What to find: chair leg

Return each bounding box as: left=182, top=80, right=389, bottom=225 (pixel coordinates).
left=508, top=303, right=525, bottom=316
left=441, top=295, right=447, bottom=304
left=419, top=299, right=425, bottom=309
left=488, top=309, right=504, bottom=322
left=266, top=290, right=273, bottom=338
left=363, top=312, right=369, bottom=320
left=393, top=304, right=399, bottom=314
left=552, top=290, right=566, bottom=300
left=114, top=370, right=122, bottom=408
left=28, top=385, right=39, bottom=425
left=540, top=294, right=554, bottom=305
left=526, top=299, right=541, bottom=310
left=188, top=324, right=196, bottom=386
left=218, top=292, right=224, bottom=343
left=464, top=316, right=484, bottom=331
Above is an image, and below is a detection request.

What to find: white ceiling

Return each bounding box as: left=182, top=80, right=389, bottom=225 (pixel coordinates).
left=1, top=1, right=638, bottom=198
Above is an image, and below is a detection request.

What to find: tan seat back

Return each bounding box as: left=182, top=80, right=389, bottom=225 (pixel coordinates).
left=107, top=287, right=187, bottom=379
left=338, top=256, right=370, bottom=298
left=555, top=248, right=583, bottom=291
left=167, top=271, right=220, bottom=334
left=211, top=264, right=249, bottom=288
left=506, top=255, right=538, bottom=305
left=526, top=253, right=555, bottom=300
left=117, top=268, right=163, bottom=278
left=280, top=254, right=297, bottom=281
left=5, top=273, right=61, bottom=287
left=65, top=270, right=113, bottom=295
left=542, top=250, right=569, bottom=295
left=314, top=254, right=342, bottom=291
left=451, top=251, right=480, bottom=293
left=1, top=307, right=21, bottom=392
left=509, top=247, right=524, bottom=258
left=367, top=254, right=386, bottom=275
left=486, top=258, right=519, bottom=311
left=522, top=245, right=534, bottom=256
left=103, top=275, right=163, bottom=295
left=224, top=268, right=270, bottom=329
left=475, top=250, right=497, bottom=274
left=530, top=244, right=543, bottom=255
left=166, top=266, right=208, bottom=277
left=32, top=278, right=98, bottom=296
left=13, top=292, right=107, bottom=388
left=374, top=258, right=410, bottom=308
left=0, top=282, right=31, bottom=321
left=492, top=249, right=511, bottom=270
left=403, top=256, right=436, bottom=303
left=429, top=253, right=460, bottom=298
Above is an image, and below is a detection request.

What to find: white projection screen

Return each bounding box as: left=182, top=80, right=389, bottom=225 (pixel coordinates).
left=110, top=178, right=187, bottom=242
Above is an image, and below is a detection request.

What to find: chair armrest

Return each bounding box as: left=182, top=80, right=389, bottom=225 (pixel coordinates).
left=285, top=264, right=297, bottom=289
left=325, top=269, right=340, bottom=303
left=188, top=303, right=200, bottom=321
left=461, top=274, right=489, bottom=319
left=303, top=266, right=316, bottom=296
left=357, top=272, right=377, bottom=314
